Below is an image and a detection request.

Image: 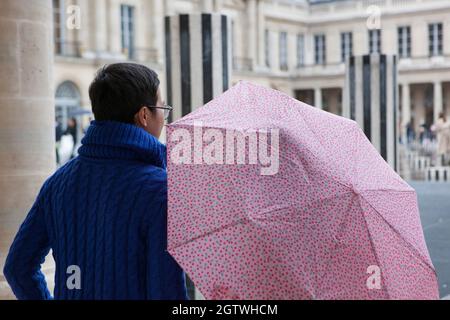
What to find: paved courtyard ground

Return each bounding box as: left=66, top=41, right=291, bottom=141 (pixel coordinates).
left=410, top=181, right=450, bottom=298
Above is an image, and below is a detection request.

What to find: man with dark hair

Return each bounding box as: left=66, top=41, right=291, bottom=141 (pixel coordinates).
left=3, top=63, right=187, bottom=300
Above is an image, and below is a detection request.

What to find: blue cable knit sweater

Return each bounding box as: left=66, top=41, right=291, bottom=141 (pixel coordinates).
left=3, top=120, right=188, bottom=300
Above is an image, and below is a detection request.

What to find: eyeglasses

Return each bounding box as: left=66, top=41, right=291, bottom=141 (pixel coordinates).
left=147, top=104, right=173, bottom=120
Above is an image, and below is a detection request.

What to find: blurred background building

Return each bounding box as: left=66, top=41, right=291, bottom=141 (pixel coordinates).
left=2, top=0, right=450, bottom=299
left=51, top=0, right=450, bottom=178
left=52, top=0, right=450, bottom=141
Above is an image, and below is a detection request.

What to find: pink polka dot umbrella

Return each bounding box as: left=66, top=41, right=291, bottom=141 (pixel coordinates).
left=166, top=81, right=439, bottom=300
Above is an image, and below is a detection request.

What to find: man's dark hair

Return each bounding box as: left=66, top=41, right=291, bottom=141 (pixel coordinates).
left=89, top=63, right=160, bottom=123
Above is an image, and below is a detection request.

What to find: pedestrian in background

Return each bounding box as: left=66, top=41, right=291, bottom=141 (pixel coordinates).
left=65, top=117, right=78, bottom=159
left=406, top=122, right=415, bottom=145
left=432, top=112, right=450, bottom=166
left=55, top=119, right=63, bottom=165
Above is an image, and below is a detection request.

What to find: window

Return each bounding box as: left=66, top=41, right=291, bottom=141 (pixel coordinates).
left=265, top=29, right=270, bottom=68
left=398, top=26, right=411, bottom=58
left=279, top=32, right=288, bottom=71
left=55, top=81, right=81, bottom=132
left=314, top=34, right=326, bottom=65
left=296, top=34, right=305, bottom=67
left=53, top=0, right=65, bottom=55
left=369, top=29, right=382, bottom=53
left=341, top=32, right=353, bottom=62
left=121, top=5, right=135, bottom=59
left=429, top=23, right=443, bottom=57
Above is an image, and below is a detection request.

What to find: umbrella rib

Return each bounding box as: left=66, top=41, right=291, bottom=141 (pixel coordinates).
left=300, top=117, right=356, bottom=190
left=359, top=188, right=416, bottom=193
left=168, top=218, right=247, bottom=251
left=278, top=151, right=354, bottom=195
left=358, top=195, right=392, bottom=300
left=359, top=194, right=437, bottom=279
left=169, top=155, right=252, bottom=251
left=352, top=123, right=362, bottom=189
left=359, top=188, right=415, bottom=193
left=297, top=190, right=356, bottom=215
left=169, top=191, right=354, bottom=272
left=313, top=192, right=355, bottom=298
left=351, top=125, right=413, bottom=193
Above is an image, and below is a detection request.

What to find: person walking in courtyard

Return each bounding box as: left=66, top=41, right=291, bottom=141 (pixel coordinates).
left=3, top=63, right=187, bottom=300
left=55, top=119, right=63, bottom=166
left=432, top=112, right=450, bottom=166
left=64, top=117, right=78, bottom=159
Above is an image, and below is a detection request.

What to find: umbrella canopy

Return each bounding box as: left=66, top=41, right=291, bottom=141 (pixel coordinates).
left=166, top=81, right=439, bottom=300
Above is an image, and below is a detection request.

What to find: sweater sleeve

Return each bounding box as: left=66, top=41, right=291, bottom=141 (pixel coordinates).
left=145, top=194, right=189, bottom=300
left=3, top=184, right=52, bottom=300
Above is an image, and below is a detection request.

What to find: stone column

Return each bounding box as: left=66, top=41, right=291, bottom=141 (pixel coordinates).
left=256, top=0, right=265, bottom=68
left=88, top=0, right=108, bottom=56
left=0, top=0, right=55, bottom=299
left=63, top=0, right=76, bottom=52
left=402, top=83, right=411, bottom=142
left=76, top=0, right=89, bottom=56
left=107, top=0, right=121, bottom=56
left=214, top=0, right=223, bottom=12
left=344, top=54, right=399, bottom=171
left=287, top=33, right=297, bottom=71
left=402, top=83, right=411, bottom=125
left=434, top=81, right=443, bottom=123
left=151, top=0, right=165, bottom=64
left=201, top=0, right=213, bottom=11
left=412, top=86, right=425, bottom=132
left=165, top=13, right=231, bottom=122
left=314, top=88, right=323, bottom=110
left=164, top=0, right=175, bottom=16
left=246, top=0, right=257, bottom=70
left=270, top=30, right=278, bottom=71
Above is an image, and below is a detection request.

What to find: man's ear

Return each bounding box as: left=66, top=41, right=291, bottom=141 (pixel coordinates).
left=135, top=107, right=148, bottom=127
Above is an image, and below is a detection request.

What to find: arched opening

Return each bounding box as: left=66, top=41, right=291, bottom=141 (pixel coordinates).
left=55, top=81, right=84, bottom=165
left=55, top=81, right=81, bottom=131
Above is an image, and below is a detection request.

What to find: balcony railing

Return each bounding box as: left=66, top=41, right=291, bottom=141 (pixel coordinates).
left=55, top=40, right=82, bottom=58
left=54, top=42, right=160, bottom=64
left=233, top=57, right=253, bottom=72
left=122, top=47, right=160, bottom=64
